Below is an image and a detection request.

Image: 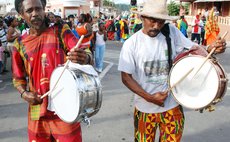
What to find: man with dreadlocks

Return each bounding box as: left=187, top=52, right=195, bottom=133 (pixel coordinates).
left=12, top=0, right=93, bottom=141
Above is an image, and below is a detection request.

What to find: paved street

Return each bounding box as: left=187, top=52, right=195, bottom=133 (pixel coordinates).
left=0, top=40, right=230, bottom=142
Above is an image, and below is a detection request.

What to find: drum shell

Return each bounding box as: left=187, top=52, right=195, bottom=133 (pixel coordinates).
left=50, top=66, right=102, bottom=123
left=73, top=69, right=102, bottom=122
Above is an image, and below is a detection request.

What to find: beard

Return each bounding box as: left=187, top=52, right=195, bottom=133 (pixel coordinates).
left=29, top=17, right=45, bottom=30
left=147, top=29, right=161, bottom=37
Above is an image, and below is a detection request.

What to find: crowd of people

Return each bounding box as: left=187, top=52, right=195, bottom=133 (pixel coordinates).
left=175, top=6, right=220, bottom=46
left=0, top=7, right=143, bottom=82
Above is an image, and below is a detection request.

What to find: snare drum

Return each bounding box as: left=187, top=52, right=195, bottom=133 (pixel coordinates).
left=169, top=55, right=228, bottom=109
left=50, top=66, right=102, bottom=123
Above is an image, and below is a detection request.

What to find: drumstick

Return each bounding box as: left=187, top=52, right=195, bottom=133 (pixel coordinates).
left=41, top=90, right=50, bottom=99
left=40, top=35, right=85, bottom=99
left=168, top=67, right=194, bottom=92
left=191, top=31, right=228, bottom=79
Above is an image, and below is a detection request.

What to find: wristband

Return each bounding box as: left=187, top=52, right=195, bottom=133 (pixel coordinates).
left=20, top=90, right=27, bottom=98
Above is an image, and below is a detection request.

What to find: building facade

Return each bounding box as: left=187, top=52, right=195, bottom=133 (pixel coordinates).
left=46, top=0, right=93, bottom=18
left=179, top=0, right=230, bottom=41
left=179, top=0, right=230, bottom=17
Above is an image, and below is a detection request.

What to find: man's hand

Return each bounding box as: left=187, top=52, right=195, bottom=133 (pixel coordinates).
left=67, top=48, right=89, bottom=64
left=208, top=37, right=227, bottom=54
left=22, top=91, right=43, bottom=105
left=146, top=91, right=168, bottom=107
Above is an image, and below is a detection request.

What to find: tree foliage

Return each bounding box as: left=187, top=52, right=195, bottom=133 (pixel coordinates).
left=167, top=1, right=180, bottom=16
left=167, top=1, right=190, bottom=16
left=103, top=0, right=115, bottom=7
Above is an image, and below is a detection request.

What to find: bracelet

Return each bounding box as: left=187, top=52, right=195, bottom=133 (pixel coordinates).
left=20, top=90, right=27, bottom=98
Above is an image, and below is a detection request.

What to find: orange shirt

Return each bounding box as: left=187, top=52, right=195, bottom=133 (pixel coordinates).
left=75, top=23, right=92, bottom=47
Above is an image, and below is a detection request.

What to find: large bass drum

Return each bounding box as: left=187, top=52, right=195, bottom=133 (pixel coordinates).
left=169, top=55, right=228, bottom=110
left=50, top=65, right=102, bottom=123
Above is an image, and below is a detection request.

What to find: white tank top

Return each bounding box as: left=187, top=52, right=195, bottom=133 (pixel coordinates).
left=96, top=32, right=105, bottom=46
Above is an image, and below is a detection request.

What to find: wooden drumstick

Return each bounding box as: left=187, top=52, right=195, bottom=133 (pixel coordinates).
left=168, top=67, right=194, bottom=92
left=40, top=35, right=85, bottom=99
left=191, top=31, right=228, bottom=79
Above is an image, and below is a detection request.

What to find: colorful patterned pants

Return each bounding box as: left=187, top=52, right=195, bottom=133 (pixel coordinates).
left=134, top=106, right=184, bottom=142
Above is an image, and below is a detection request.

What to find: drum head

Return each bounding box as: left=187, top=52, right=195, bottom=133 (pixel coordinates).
left=169, top=56, right=219, bottom=109
left=50, top=67, right=79, bottom=123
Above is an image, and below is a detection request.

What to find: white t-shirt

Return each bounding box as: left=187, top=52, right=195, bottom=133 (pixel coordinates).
left=191, top=19, right=204, bottom=34
left=118, top=24, right=195, bottom=113
left=96, top=32, right=105, bottom=46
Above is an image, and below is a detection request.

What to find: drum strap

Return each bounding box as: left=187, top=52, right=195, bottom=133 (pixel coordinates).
left=161, top=23, right=172, bottom=72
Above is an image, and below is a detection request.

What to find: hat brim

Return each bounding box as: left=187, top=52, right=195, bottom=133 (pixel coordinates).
left=132, top=10, right=178, bottom=21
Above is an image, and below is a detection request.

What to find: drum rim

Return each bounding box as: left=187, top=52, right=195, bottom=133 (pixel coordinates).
left=168, top=55, right=222, bottom=109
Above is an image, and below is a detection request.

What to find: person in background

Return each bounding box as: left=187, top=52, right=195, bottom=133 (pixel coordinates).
left=119, top=16, right=129, bottom=43
left=204, top=7, right=209, bottom=20
left=76, top=13, right=93, bottom=53
left=114, top=16, right=121, bottom=41
left=17, top=17, right=26, bottom=34
left=12, top=0, right=93, bottom=141
left=200, top=15, right=206, bottom=45
left=55, top=14, right=63, bottom=24
left=105, top=16, right=115, bottom=40
left=69, top=15, right=80, bottom=39
left=0, top=17, right=8, bottom=73
left=205, top=8, right=220, bottom=46
left=6, top=16, right=20, bottom=54
left=132, top=14, right=142, bottom=33
left=213, top=6, right=220, bottom=17
left=47, top=12, right=55, bottom=26
left=92, top=17, right=99, bottom=32
left=94, top=23, right=107, bottom=73
left=67, top=14, right=75, bottom=30
left=177, top=15, right=188, bottom=38
left=0, top=41, right=4, bottom=82
left=191, top=15, right=203, bottom=44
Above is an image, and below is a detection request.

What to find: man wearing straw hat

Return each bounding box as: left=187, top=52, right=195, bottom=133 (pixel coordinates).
left=11, top=0, right=93, bottom=141
left=118, top=0, right=226, bottom=141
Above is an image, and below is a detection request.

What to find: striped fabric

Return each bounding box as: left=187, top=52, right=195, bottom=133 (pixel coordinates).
left=0, top=27, right=7, bottom=47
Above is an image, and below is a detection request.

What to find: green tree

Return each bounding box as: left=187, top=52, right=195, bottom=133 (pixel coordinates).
left=167, top=1, right=180, bottom=16
left=103, top=0, right=115, bottom=7
left=167, top=1, right=190, bottom=16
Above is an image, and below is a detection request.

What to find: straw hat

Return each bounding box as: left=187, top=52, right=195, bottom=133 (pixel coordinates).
left=134, top=0, right=177, bottom=21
